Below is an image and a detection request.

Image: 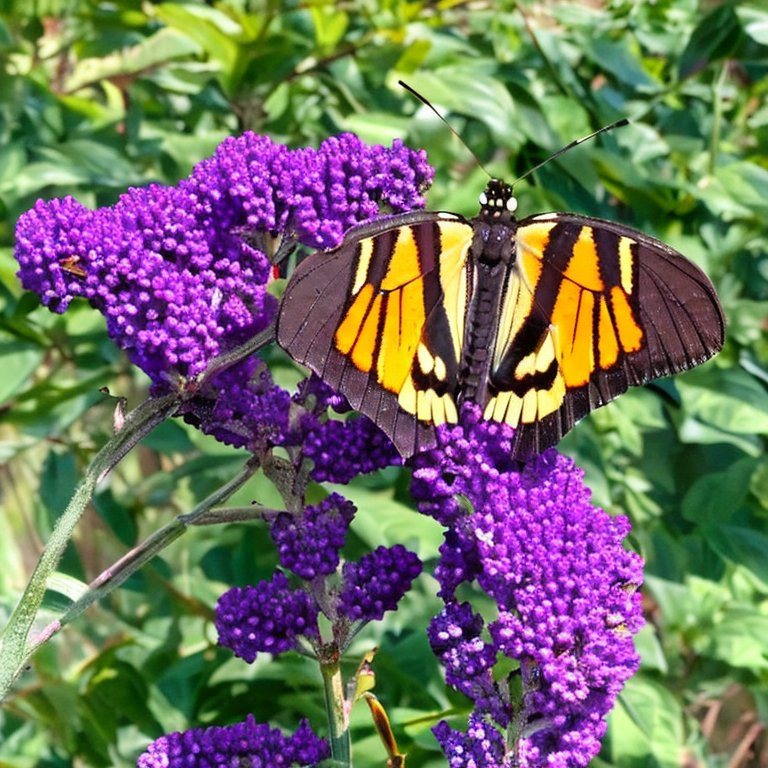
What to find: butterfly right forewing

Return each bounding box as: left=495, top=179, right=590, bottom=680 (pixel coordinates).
left=482, top=213, right=725, bottom=457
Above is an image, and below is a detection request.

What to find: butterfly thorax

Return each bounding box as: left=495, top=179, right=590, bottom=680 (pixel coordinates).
left=471, top=178, right=518, bottom=265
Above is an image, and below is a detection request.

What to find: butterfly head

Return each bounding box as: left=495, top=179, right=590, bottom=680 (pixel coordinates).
left=478, top=179, right=518, bottom=223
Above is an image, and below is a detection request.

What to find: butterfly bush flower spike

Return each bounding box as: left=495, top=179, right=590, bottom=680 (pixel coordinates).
left=217, top=491, right=422, bottom=655
left=412, top=407, right=644, bottom=767
left=15, top=133, right=433, bottom=401
left=303, top=416, right=402, bottom=483
left=137, top=715, right=329, bottom=768
left=270, top=493, right=356, bottom=580
left=338, top=545, right=423, bottom=622
left=216, top=572, right=319, bottom=662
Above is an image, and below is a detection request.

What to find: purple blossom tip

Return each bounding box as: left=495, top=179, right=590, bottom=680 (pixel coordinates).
left=428, top=602, right=504, bottom=722
left=216, top=572, right=319, bottom=662
left=137, top=715, right=329, bottom=767
left=303, top=416, right=402, bottom=484
left=270, top=493, right=356, bottom=579
left=434, top=713, right=507, bottom=768
left=338, top=544, right=422, bottom=622
left=177, top=357, right=299, bottom=451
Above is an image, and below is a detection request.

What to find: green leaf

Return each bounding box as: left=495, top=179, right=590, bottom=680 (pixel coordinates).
left=737, top=5, right=768, bottom=44
left=397, top=69, right=524, bottom=149
left=634, top=624, right=668, bottom=673
left=310, top=5, right=348, bottom=52
left=644, top=575, right=697, bottom=628
left=153, top=3, right=244, bottom=94
left=93, top=488, right=138, bottom=547
left=0, top=343, right=44, bottom=404
left=749, top=456, right=768, bottom=513
left=46, top=572, right=89, bottom=603
left=63, top=28, right=201, bottom=92
left=696, top=161, right=768, bottom=219
left=586, top=37, right=659, bottom=91
left=342, top=112, right=411, bottom=146
left=40, top=450, right=79, bottom=525
left=703, top=524, right=768, bottom=590
left=704, top=609, right=768, bottom=670
left=679, top=3, right=743, bottom=78
left=681, top=456, right=757, bottom=523
left=605, top=675, right=685, bottom=767
left=675, top=367, right=768, bottom=439
left=332, top=484, right=443, bottom=559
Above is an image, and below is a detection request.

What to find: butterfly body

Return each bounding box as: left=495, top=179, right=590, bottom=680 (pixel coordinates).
left=277, top=177, right=725, bottom=459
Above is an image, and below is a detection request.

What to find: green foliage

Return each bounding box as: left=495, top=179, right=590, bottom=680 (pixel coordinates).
left=1, top=0, right=767, bottom=766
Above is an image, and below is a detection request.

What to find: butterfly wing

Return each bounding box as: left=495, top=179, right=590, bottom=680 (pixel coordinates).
left=484, top=213, right=726, bottom=457
left=277, top=211, right=475, bottom=456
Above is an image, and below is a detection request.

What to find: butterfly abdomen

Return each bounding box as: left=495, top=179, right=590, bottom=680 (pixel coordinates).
left=458, top=260, right=507, bottom=407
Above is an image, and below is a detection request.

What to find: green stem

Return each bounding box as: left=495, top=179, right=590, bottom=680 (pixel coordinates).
left=0, top=393, right=180, bottom=701
left=320, top=655, right=351, bottom=766
left=28, top=456, right=261, bottom=654
left=708, top=62, right=728, bottom=176
left=199, top=325, right=275, bottom=383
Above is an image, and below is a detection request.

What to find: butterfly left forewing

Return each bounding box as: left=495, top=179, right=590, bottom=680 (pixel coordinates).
left=485, top=214, right=725, bottom=457
left=277, top=212, right=475, bottom=457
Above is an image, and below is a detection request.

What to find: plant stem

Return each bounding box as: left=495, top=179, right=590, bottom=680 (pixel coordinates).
left=320, top=654, right=351, bottom=766
left=28, top=455, right=261, bottom=653
left=0, top=393, right=180, bottom=701
left=709, top=61, right=728, bottom=176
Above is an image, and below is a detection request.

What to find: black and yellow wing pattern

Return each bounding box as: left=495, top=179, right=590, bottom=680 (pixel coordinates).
left=277, top=178, right=725, bottom=459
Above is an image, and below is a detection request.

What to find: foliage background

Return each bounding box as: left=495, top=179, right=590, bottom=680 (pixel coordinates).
left=1, top=0, right=767, bottom=765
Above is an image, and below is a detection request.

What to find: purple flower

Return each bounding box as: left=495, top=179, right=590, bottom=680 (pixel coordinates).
left=302, top=416, right=402, bottom=484
left=216, top=572, right=319, bottom=662
left=176, top=356, right=301, bottom=451
left=15, top=133, right=433, bottom=392
left=15, top=185, right=275, bottom=387
left=433, top=526, right=483, bottom=601
left=412, top=406, right=644, bottom=767
left=338, top=544, right=422, bottom=622
left=434, top=713, right=507, bottom=768
left=137, top=715, right=329, bottom=767
left=270, top=493, right=356, bottom=580
left=428, top=602, right=505, bottom=724
left=189, top=132, right=432, bottom=250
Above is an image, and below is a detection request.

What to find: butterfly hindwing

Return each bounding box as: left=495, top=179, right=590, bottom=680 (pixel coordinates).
left=277, top=211, right=475, bottom=456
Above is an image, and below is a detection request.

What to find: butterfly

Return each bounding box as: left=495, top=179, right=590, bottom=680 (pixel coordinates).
left=276, top=175, right=725, bottom=460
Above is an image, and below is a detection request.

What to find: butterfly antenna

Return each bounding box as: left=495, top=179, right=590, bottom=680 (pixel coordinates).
left=511, top=118, right=629, bottom=186
left=398, top=80, right=493, bottom=178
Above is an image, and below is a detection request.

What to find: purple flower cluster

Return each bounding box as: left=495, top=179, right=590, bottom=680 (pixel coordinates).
left=427, top=602, right=503, bottom=723
left=15, top=184, right=274, bottom=387
left=270, top=493, right=356, bottom=579
left=338, top=544, right=423, bottom=622
left=433, top=714, right=507, bottom=768
left=174, top=355, right=404, bottom=481
left=192, top=132, right=432, bottom=249
left=15, top=133, right=432, bottom=390
left=16, top=125, right=645, bottom=767
left=216, top=572, right=319, bottom=662
left=302, top=416, right=402, bottom=483
left=412, top=406, right=644, bottom=767
left=137, top=715, right=329, bottom=767
left=15, top=130, right=431, bottom=463
left=216, top=541, right=423, bottom=661
left=176, top=356, right=295, bottom=451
